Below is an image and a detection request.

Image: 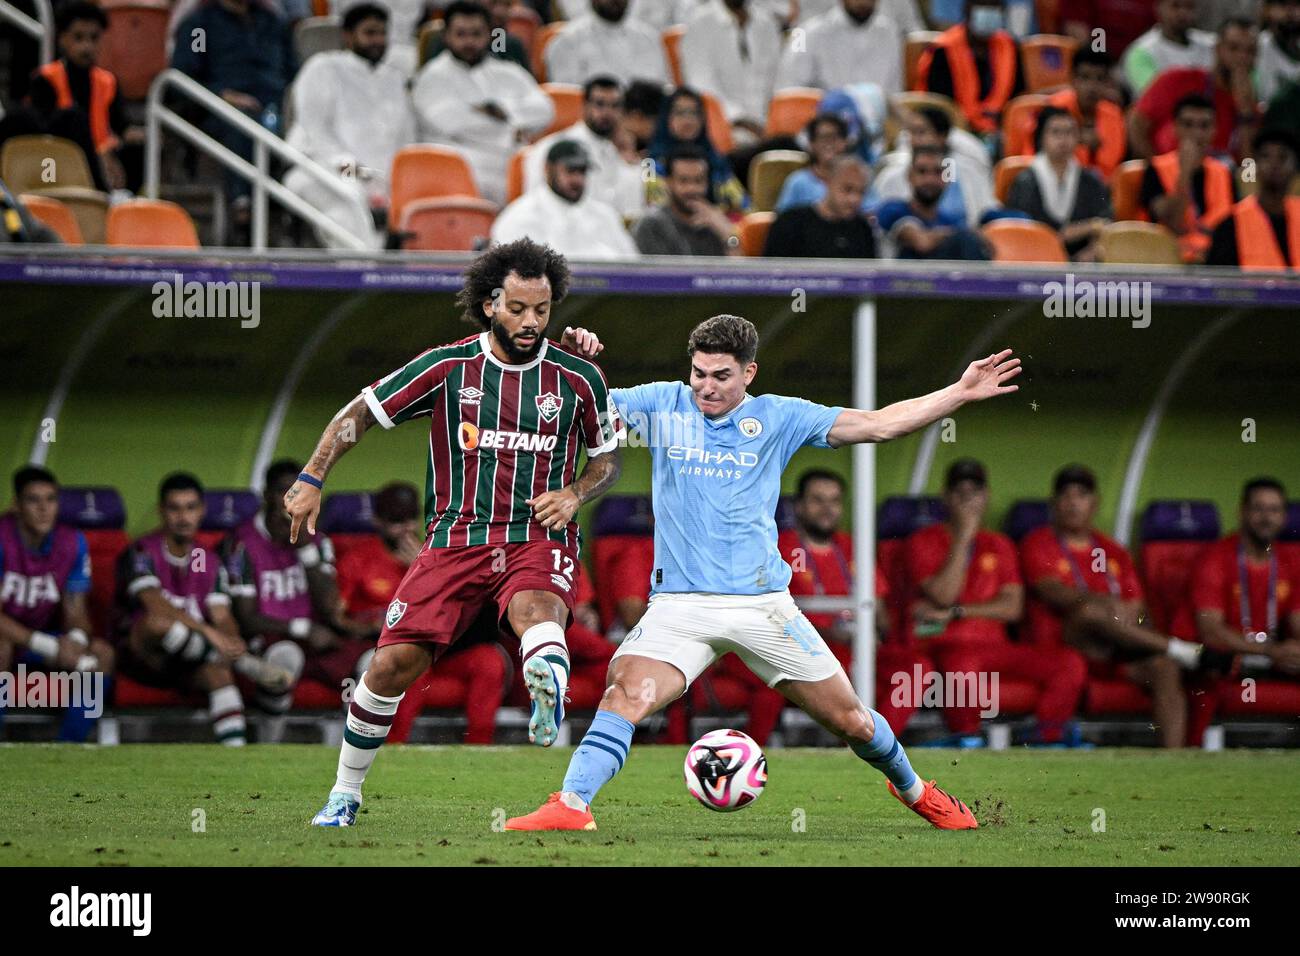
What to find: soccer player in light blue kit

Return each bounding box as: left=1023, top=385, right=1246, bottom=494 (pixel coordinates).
left=507, top=315, right=1021, bottom=831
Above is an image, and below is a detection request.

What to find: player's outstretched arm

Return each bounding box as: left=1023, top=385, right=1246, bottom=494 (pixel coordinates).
left=528, top=448, right=623, bottom=532
left=285, top=394, right=377, bottom=543
left=827, top=349, right=1021, bottom=447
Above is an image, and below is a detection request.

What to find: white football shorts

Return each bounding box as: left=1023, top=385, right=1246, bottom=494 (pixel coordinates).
left=610, top=591, right=843, bottom=688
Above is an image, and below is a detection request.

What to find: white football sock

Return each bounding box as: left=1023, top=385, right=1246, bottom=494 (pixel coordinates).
left=334, top=675, right=404, bottom=799
left=520, top=621, right=570, bottom=696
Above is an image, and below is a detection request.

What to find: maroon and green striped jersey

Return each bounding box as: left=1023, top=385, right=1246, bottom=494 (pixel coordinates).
left=362, top=332, right=624, bottom=551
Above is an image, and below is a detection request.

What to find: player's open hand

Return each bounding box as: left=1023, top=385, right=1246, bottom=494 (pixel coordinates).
left=561, top=326, right=603, bottom=359
left=527, top=487, right=580, bottom=531
left=958, top=349, right=1021, bottom=401
left=284, top=480, right=321, bottom=544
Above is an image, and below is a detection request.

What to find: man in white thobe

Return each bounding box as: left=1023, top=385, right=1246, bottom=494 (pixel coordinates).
left=492, top=139, right=639, bottom=259
left=545, top=0, right=671, bottom=87
left=682, top=0, right=784, bottom=137
left=523, top=76, right=645, bottom=221
left=412, top=1, right=553, bottom=205
left=775, top=0, right=911, bottom=94
left=331, top=0, right=425, bottom=75
left=284, top=3, right=415, bottom=249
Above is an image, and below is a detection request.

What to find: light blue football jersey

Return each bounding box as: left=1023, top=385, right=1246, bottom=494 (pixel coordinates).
left=611, top=381, right=844, bottom=596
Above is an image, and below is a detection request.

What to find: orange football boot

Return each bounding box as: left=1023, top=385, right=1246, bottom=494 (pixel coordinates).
left=504, top=793, right=597, bottom=831
left=888, top=779, right=979, bottom=830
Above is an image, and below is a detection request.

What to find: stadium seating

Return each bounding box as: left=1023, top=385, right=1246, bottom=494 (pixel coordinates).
left=993, top=154, right=1032, bottom=204
left=662, top=25, right=685, bottom=86
left=506, top=4, right=542, bottom=53
left=1281, top=502, right=1300, bottom=565
left=530, top=21, right=564, bottom=81
left=505, top=148, right=527, bottom=203
left=98, top=0, right=171, bottom=100
left=1137, top=500, right=1219, bottom=634
left=293, top=15, right=343, bottom=64
left=1110, top=159, right=1147, bottom=221
left=1001, top=93, right=1050, bottom=157
left=19, top=193, right=84, bottom=244
left=747, top=149, right=807, bottom=213
left=889, top=92, right=967, bottom=131
left=590, top=494, right=654, bottom=629
left=2, top=134, right=95, bottom=192
left=318, top=491, right=379, bottom=564
left=982, top=219, right=1068, bottom=263
left=1020, top=34, right=1078, bottom=92
left=58, top=487, right=130, bottom=639
left=876, top=495, right=946, bottom=637
left=195, top=489, right=260, bottom=551
left=1098, top=221, right=1182, bottom=265
left=764, top=88, right=821, bottom=138
left=1003, top=499, right=1050, bottom=541
left=43, top=189, right=109, bottom=244
left=389, top=145, right=482, bottom=226
left=700, top=92, right=733, bottom=154
left=904, top=31, right=941, bottom=92
left=399, top=196, right=497, bottom=251
left=738, top=210, right=774, bottom=256
left=538, top=83, right=584, bottom=138
left=417, top=19, right=444, bottom=67
left=106, top=199, right=201, bottom=249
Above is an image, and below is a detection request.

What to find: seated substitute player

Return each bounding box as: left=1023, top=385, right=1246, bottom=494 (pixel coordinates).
left=1020, top=465, right=1202, bottom=748
left=117, top=472, right=292, bottom=747
left=1180, top=477, right=1300, bottom=708
left=0, top=466, right=114, bottom=741
left=224, top=460, right=375, bottom=743
left=507, top=315, right=1022, bottom=832
left=287, top=239, right=624, bottom=827
left=901, top=459, right=1086, bottom=744
left=336, top=481, right=510, bottom=745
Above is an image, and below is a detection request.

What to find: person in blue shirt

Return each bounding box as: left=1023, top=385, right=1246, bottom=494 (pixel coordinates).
left=507, top=314, right=1021, bottom=833
left=773, top=113, right=857, bottom=214
left=875, top=145, right=993, bottom=260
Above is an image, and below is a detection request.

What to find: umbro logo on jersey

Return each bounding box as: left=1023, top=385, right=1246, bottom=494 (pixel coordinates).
left=549, top=573, right=572, bottom=593
left=535, top=391, right=564, bottom=423
left=458, top=386, right=483, bottom=406
left=458, top=422, right=558, bottom=453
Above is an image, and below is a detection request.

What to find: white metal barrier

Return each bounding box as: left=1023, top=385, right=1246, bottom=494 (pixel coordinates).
left=0, top=0, right=54, bottom=65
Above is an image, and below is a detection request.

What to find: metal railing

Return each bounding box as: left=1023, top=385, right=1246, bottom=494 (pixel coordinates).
left=144, top=68, right=369, bottom=251
left=0, top=0, right=54, bottom=64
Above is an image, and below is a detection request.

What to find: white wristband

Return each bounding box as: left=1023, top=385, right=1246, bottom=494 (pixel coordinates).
left=297, top=543, right=322, bottom=568
left=75, top=654, right=99, bottom=672
left=289, top=617, right=312, bottom=640
left=67, top=628, right=90, bottom=647
left=29, top=631, right=60, bottom=662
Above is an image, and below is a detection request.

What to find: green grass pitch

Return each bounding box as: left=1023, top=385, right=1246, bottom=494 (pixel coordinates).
left=3, top=745, right=1296, bottom=866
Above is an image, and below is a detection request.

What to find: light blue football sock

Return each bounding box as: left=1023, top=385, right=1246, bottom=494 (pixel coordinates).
left=561, top=709, right=635, bottom=806
left=850, top=708, right=919, bottom=795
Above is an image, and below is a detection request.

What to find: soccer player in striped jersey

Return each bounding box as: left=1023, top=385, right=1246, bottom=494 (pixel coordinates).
left=507, top=315, right=1021, bottom=833
left=292, top=239, right=625, bottom=826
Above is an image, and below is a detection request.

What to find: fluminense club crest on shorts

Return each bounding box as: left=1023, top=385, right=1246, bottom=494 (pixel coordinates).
left=385, top=598, right=407, bottom=629
left=535, top=392, right=563, bottom=423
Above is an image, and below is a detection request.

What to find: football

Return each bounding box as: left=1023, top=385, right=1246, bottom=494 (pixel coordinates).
left=684, top=729, right=768, bottom=812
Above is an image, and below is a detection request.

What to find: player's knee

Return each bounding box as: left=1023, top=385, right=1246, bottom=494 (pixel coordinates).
left=599, top=677, right=651, bottom=723
left=363, top=644, right=422, bottom=696
left=834, top=705, right=874, bottom=744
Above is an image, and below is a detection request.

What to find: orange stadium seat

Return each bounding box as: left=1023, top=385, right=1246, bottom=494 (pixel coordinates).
left=531, top=21, right=565, bottom=82
left=1098, top=221, right=1182, bottom=265
left=764, top=88, right=821, bottom=138
left=1001, top=93, right=1049, bottom=157
left=993, top=154, right=1032, bottom=204
left=106, top=198, right=200, bottom=248
left=663, top=25, right=685, bottom=86
left=539, top=82, right=583, bottom=138
left=1020, top=34, right=1078, bottom=92
left=41, top=188, right=109, bottom=243
left=98, top=1, right=170, bottom=100
left=982, top=219, right=1068, bottom=262
left=738, top=211, right=774, bottom=256
left=506, top=4, right=541, bottom=53
left=506, top=147, right=528, bottom=203
left=19, top=193, right=84, bottom=243
left=389, top=145, right=481, bottom=226
left=1110, top=159, right=1147, bottom=221
left=399, top=196, right=497, bottom=251
left=700, top=91, right=733, bottom=154
left=905, top=31, right=940, bottom=92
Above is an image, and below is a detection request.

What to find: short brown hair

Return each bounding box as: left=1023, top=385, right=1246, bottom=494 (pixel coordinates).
left=687, top=314, right=758, bottom=366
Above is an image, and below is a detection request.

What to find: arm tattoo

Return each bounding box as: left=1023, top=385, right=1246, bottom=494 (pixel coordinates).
left=570, top=450, right=622, bottom=505
left=304, top=395, right=376, bottom=479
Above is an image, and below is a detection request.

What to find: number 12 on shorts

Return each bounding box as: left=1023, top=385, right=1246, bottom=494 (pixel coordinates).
left=551, top=548, right=574, bottom=582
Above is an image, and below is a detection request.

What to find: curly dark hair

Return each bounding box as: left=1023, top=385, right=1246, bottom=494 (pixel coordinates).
left=455, top=238, right=571, bottom=329
left=687, top=314, right=759, bottom=366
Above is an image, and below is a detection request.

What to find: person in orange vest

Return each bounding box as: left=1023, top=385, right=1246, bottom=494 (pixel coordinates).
left=1015, top=48, right=1126, bottom=178
left=916, top=0, right=1024, bottom=136
left=23, top=2, right=137, bottom=192
left=1207, top=127, right=1300, bottom=269
left=1140, top=93, right=1237, bottom=262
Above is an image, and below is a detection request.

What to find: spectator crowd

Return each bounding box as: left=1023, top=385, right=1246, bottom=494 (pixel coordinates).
left=4, top=0, right=1300, bottom=269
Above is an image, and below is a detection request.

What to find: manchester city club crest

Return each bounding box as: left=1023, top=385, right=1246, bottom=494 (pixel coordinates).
left=739, top=417, right=762, bottom=438
left=385, top=598, right=407, bottom=629
left=535, top=391, right=564, bottom=423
